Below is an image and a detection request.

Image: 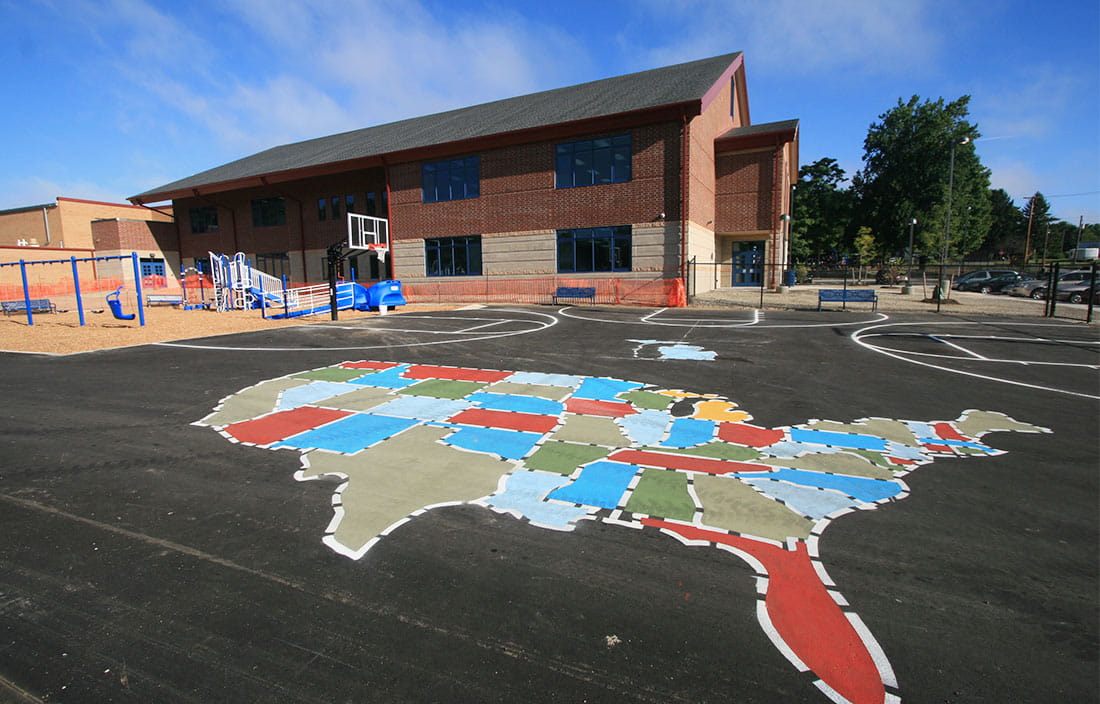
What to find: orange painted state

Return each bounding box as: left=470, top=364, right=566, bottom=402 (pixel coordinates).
left=225, top=406, right=351, bottom=446
left=447, top=408, right=559, bottom=434
left=404, top=365, right=512, bottom=383
left=564, top=398, right=637, bottom=417
left=340, top=361, right=399, bottom=370
left=717, top=423, right=785, bottom=447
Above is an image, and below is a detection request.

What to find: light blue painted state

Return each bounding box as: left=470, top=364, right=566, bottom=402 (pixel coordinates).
left=348, top=365, right=416, bottom=389
left=740, top=468, right=904, bottom=503
left=660, top=418, right=716, bottom=448
left=618, top=409, right=672, bottom=446
left=277, top=381, right=362, bottom=410
left=739, top=478, right=858, bottom=520
left=548, top=461, right=639, bottom=509
left=572, top=377, right=643, bottom=401
left=274, top=413, right=419, bottom=453
left=467, top=392, right=563, bottom=416
left=628, top=339, right=717, bottom=360
left=506, top=371, right=584, bottom=387
left=760, top=441, right=847, bottom=458
left=486, top=470, right=591, bottom=527
left=444, top=427, right=542, bottom=460
left=789, top=428, right=889, bottom=452
left=369, top=395, right=471, bottom=421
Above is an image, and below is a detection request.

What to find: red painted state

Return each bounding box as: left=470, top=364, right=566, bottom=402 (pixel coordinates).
left=608, top=449, right=772, bottom=475
left=642, top=519, right=888, bottom=704
left=404, top=365, right=511, bottom=383
left=923, top=443, right=952, bottom=453
left=717, top=423, right=785, bottom=447
left=564, top=398, right=638, bottom=417
left=933, top=422, right=968, bottom=441
left=447, top=408, right=558, bottom=434
left=888, top=457, right=916, bottom=466
left=340, top=361, right=399, bottom=370
left=225, top=406, right=351, bottom=446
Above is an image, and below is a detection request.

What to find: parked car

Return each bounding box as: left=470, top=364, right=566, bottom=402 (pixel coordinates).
left=1055, top=280, right=1100, bottom=304
left=955, top=272, right=1029, bottom=294
left=1007, top=270, right=1094, bottom=299
left=952, top=269, right=1020, bottom=290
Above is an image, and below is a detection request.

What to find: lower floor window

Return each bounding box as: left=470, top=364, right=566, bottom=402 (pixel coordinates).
left=557, top=226, right=631, bottom=273
left=256, top=252, right=290, bottom=280
left=426, top=235, right=482, bottom=277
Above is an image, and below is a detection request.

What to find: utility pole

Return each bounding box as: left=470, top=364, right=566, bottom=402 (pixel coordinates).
left=1023, top=194, right=1036, bottom=264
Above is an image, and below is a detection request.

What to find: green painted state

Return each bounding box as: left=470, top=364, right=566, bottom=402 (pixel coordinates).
left=524, top=441, right=610, bottom=475
left=643, top=442, right=762, bottom=461
left=293, top=366, right=369, bottom=382
left=552, top=415, right=628, bottom=446
left=694, top=474, right=816, bottom=542
left=200, top=377, right=311, bottom=427
left=626, top=468, right=696, bottom=521
left=851, top=449, right=895, bottom=470
left=618, top=390, right=673, bottom=410
left=401, top=379, right=486, bottom=399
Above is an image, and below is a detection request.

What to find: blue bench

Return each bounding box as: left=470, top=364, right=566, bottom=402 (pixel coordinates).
left=817, top=288, right=878, bottom=312
left=552, top=286, right=596, bottom=305
left=2, top=298, right=56, bottom=316
left=146, top=293, right=184, bottom=306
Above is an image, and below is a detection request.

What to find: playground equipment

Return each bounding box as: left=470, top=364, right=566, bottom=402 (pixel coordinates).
left=106, top=286, right=136, bottom=320
left=207, top=213, right=397, bottom=320
left=0, top=252, right=146, bottom=326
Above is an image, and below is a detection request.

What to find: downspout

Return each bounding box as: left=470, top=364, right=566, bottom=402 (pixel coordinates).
left=679, top=108, right=689, bottom=284
left=381, top=156, right=395, bottom=280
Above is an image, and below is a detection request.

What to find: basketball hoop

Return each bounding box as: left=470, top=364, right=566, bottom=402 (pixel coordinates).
left=366, top=243, right=389, bottom=263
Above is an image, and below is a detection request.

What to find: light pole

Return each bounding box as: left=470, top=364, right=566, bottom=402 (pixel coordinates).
left=903, top=217, right=917, bottom=294
left=937, top=136, right=970, bottom=312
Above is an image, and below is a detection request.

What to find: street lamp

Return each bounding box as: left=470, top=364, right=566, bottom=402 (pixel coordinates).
left=937, top=136, right=970, bottom=312
left=903, top=217, right=917, bottom=294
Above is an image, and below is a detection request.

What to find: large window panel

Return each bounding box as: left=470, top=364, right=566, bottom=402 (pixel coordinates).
left=425, top=235, right=482, bottom=277
left=251, top=197, right=286, bottom=227
left=422, top=156, right=480, bottom=203
left=556, top=226, right=632, bottom=273
left=555, top=134, right=631, bottom=188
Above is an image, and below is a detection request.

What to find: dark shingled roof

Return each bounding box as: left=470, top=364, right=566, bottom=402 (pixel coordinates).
left=133, top=52, right=742, bottom=202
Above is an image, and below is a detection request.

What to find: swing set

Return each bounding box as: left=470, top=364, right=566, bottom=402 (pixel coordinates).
left=0, top=252, right=146, bottom=326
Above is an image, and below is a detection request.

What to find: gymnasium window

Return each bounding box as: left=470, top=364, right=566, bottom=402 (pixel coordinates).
left=555, top=134, right=631, bottom=188
left=251, top=197, right=286, bottom=227
left=365, top=192, right=377, bottom=217
left=317, top=198, right=327, bottom=221
left=425, top=235, right=482, bottom=277
left=189, top=205, right=219, bottom=233
left=330, top=196, right=341, bottom=219
left=345, top=194, right=356, bottom=214
left=556, top=226, right=631, bottom=273
left=422, top=156, right=480, bottom=203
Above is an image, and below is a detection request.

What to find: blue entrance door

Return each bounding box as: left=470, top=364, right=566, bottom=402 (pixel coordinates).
left=732, top=247, right=763, bottom=286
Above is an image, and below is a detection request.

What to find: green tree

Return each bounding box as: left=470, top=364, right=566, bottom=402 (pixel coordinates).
left=852, top=95, right=992, bottom=260
left=980, top=188, right=1024, bottom=259
left=853, top=227, right=878, bottom=282
left=790, top=158, right=852, bottom=261
left=1020, top=192, right=1055, bottom=262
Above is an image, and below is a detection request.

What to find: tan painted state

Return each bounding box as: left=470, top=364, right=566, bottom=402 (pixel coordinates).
left=299, top=425, right=510, bottom=552
left=957, top=411, right=1045, bottom=438
left=803, top=419, right=918, bottom=446
left=488, top=382, right=573, bottom=401
left=317, top=386, right=394, bottom=412
left=200, top=377, right=311, bottom=427
left=551, top=414, right=628, bottom=446
left=760, top=453, right=895, bottom=480
left=695, top=474, right=815, bottom=542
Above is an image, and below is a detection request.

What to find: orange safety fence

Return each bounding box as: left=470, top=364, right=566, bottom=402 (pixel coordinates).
left=402, top=277, right=686, bottom=307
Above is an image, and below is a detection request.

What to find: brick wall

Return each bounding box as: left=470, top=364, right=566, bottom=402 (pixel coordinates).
left=714, top=148, right=777, bottom=233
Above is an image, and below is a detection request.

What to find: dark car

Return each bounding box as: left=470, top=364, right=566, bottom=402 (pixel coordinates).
left=955, top=272, right=1028, bottom=294
left=952, top=269, right=1019, bottom=290
left=1008, top=270, right=1094, bottom=299
left=1055, top=280, right=1099, bottom=304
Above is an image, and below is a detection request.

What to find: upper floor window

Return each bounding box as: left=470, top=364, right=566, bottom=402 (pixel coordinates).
left=189, top=205, right=219, bottom=233
left=555, top=134, right=631, bottom=188
left=422, top=156, right=480, bottom=203
left=317, top=198, right=327, bottom=221
left=557, top=226, right=631, bottom=273
left=251, top=197, right=286, bottom=227
left=425, top=235, right=482, bottom=277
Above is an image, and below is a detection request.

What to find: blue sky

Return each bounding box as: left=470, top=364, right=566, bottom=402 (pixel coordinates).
left=2, top=0, right=1097, bottom=223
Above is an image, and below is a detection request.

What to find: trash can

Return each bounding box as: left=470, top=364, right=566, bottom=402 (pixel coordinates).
left=784, top=269, right=796, bottom=287
left=365, top=280, right=406, bottom=309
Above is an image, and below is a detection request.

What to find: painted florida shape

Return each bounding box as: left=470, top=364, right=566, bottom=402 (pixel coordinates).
left=197, top=361, right=1049, bottom=704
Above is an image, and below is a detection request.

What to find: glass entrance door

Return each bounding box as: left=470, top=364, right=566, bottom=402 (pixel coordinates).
left=732, top=244, right=763, bottom=286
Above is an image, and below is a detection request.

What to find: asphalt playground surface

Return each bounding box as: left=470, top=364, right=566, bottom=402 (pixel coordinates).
left=1, top=305, right=1097, bottom=703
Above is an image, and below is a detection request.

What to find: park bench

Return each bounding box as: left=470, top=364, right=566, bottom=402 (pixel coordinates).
left=552, top=286, right=597, bottom=305
left=817, top=288, right=878, bottom=312
left=1, top=298, right=57, bottom=316
left=146, top=293, right=185, bottom=306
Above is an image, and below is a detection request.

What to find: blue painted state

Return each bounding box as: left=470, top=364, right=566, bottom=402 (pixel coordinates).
left=739, top=478, right=857, bottom=520
left=486, top=470, right=591, bottom=527
left=885, top=442, right=926, bottom=460
left=906, top=422, right=937, bottom=439
left=659, top=343, right=716, bottom=360
left=548, top=461, right=639, bottom=509
left=739, top=468, right=904, bottom=503
left=760, top=441, right=846, bottom=458
left=444, top=427, right=542, bottom=460
left=572, top=377, right=643, bottom=401
left=369, top=395, right=470, bottom=421
left=278, top=381, right=361, bottom=410
left=348, top=365, right=415, bottom=389
left=467, top=392, right=563, bottom=416
left=274, top=413, right=418, bottom=453
left=507, top=371, right=584, bottom=387
left=618, top=409, right=672, bottom=446
left=789, top=428, right=889, bottom=452
left=660, top=418, right=716, bottom=448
